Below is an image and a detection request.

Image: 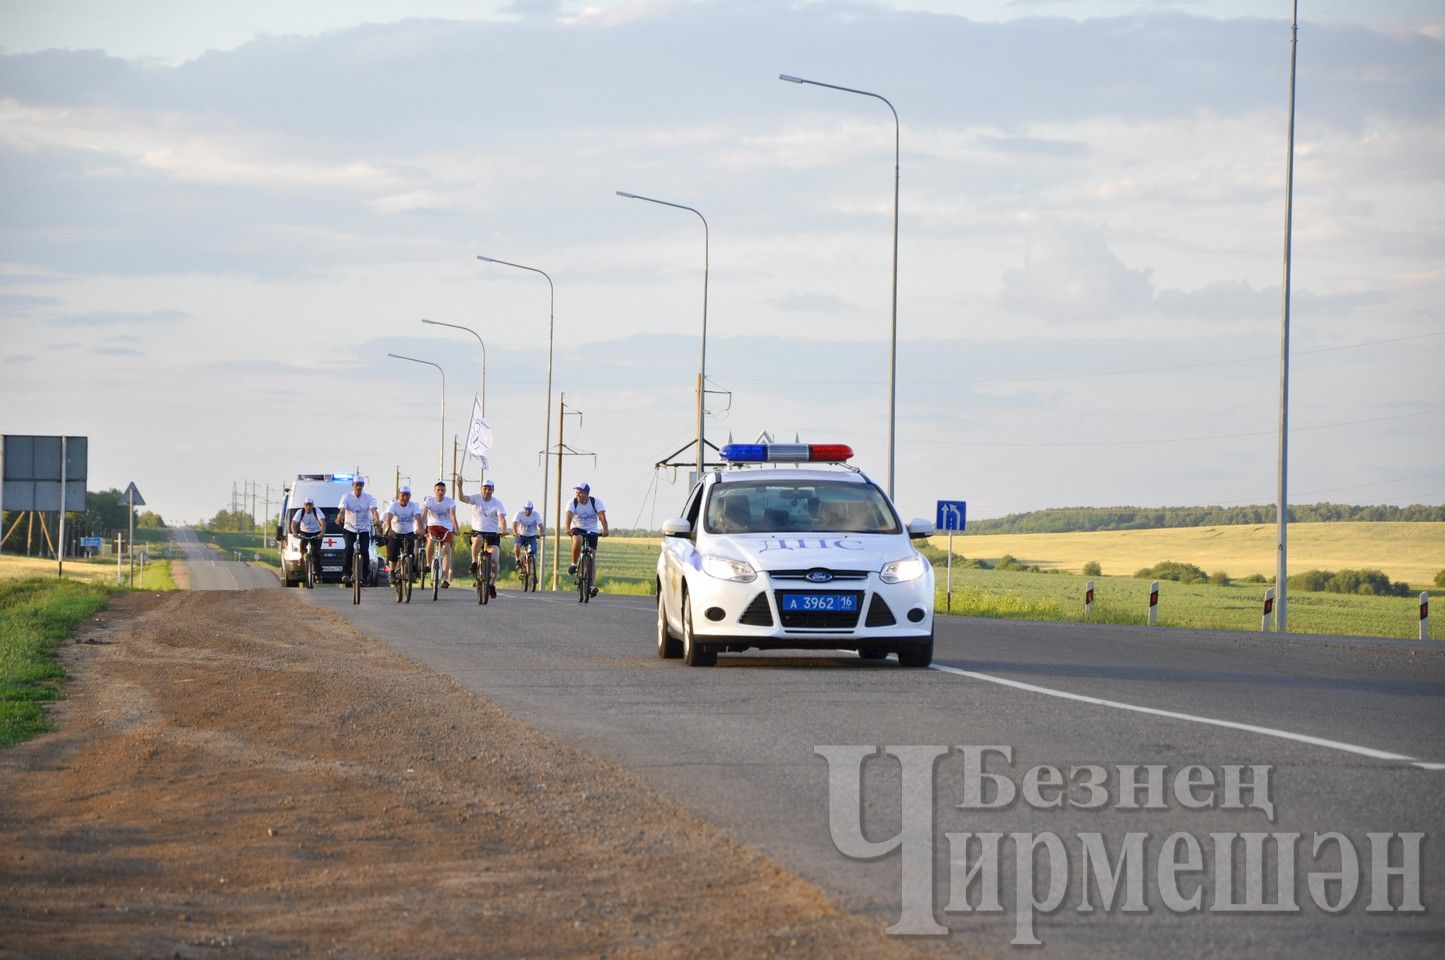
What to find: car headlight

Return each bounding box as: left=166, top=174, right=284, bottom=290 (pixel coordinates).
left=701, top=554, right=757, bottom=583
left=880, top=555, right=927, bottom=584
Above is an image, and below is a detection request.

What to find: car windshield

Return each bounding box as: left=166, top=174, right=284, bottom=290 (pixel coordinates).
left=703, top=479, right=900, bottom=535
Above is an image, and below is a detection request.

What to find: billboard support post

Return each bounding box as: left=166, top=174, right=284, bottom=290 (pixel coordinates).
left=58, top=436, right=66, bottom=578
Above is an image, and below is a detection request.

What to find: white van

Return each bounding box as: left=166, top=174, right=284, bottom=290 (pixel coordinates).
left=275, top=473, right=382, bottom=587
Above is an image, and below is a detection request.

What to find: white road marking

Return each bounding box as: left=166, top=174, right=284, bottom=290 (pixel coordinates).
left=929, top=663, right=1438, bottom=768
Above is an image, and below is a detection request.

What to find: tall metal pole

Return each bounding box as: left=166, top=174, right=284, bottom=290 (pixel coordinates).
left=421, top=319, right=486, bottom=416
left=476, top=256, right=555, bottom=589
left=615, top=192, right=709, bottom=484
left=58, top=435, right=66, bottom=578
left=388, top=354, right=447, bottom=483
left=556, top=393, right=566, bottom=593
left=1276, top=0, right=1299, bottom=633
left=780, top=73, right=900, bottom=499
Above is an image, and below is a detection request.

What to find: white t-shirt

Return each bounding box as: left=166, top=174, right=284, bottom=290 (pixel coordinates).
left=464, top=494, right=508, bottom=533
left=338, top=491, right=377, bottom=533
left=292, top=507, right=325, bottom=535
left=567, top=496, right=605, bottom=533
left=386, top=500, right=425, bottom=534
left=512, top=509, right=544, bottom=537
left=422, top=496, right=458, bottom=531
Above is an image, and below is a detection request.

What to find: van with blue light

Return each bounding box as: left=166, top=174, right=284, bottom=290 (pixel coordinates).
left=655, top=443, right=936, bottom=667
left=276, top=472, right=381, bottom=588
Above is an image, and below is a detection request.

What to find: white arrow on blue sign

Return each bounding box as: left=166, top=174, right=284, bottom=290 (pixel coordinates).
left=936, top=500, right=966, bottom=532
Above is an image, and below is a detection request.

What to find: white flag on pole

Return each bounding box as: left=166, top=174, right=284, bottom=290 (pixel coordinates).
left=465, top=393, right=492, bottom=460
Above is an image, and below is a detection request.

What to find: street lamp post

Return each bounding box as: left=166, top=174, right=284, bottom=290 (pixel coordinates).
left=388, top=354, right=447, bottom=485
left=616, top=190, right=709, bottom=485
left=476, top=255, right=557, bottom=590
left=422, top=319, right=486, bottom=416
left=780, top=73, right=900, bottom=500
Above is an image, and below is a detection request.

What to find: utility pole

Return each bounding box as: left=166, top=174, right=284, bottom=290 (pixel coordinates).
left=1275, top=0, right=1299, bottom=633
left=550, top=394, right=592, bottom=591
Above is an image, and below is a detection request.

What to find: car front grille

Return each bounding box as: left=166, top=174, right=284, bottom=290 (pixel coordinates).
left=774, top=591, right=865, bottom=629
left=739, top=593, right=774, bottom=626
left=768, top=569, right=870, bottom=581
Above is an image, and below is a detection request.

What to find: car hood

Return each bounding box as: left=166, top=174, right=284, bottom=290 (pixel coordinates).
left=709, top=533, right=906, bottom=573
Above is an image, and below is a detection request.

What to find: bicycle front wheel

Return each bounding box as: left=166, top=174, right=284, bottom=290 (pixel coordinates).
left=352, top=553, right=361, bottom=604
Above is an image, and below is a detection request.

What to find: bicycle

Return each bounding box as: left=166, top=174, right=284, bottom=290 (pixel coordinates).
left=298, top=533, right=321, bottom=589
left=475, top=545, right=491, bottom=605
left=575, top=539, right=597, bottom=604
left=426, top=530, right=448, bottom=601
left=516, top=538, right=538, bottom=592
left=393, top=543, right=413, bottom=604
left=352, top=547, right=362, bottom=605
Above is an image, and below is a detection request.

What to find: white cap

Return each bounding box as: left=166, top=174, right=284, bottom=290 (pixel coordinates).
left=482, top=478, right=495, bottom=488
left=399, top=485, right=411, bottom=494
left=524, top=500, right=534, bottom=510
left=353, top=475, right=366, bottom=485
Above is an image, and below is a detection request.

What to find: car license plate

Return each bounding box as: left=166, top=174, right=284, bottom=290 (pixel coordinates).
left=780, top=592, right=857, bottom=613
left=321, top=566, right=342, bottom=573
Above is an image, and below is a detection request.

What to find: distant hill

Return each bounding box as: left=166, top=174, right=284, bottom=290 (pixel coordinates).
left=963, top=503, right=1445, bottom=535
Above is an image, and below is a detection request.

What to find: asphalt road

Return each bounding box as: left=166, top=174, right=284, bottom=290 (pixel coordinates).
left=171, top=527, right=280, bottom=590
left=299, top=579, right=1445, bottom=958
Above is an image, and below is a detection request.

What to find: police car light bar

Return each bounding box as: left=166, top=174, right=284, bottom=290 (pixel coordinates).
left=721, top=443, right=853, bottom=464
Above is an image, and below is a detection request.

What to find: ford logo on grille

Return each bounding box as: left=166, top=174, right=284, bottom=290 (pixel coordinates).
left=805, top=569, right=834, bottom=583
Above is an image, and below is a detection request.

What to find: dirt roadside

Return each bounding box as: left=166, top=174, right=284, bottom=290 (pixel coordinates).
left=0, top=590, right=927, bottom=959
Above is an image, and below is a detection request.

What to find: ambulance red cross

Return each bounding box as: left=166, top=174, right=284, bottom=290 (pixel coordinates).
left=655, top=443, right=937, bottom=667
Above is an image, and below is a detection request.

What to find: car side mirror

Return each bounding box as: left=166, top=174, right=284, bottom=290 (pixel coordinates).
left=662, top=517, right=692, bottom=538
left=907, top=518, right=935, bottom=540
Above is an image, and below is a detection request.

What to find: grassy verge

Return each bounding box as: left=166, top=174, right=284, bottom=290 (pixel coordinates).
left=931, top=565, right=1435, bottom=639
left=0, top=577, right=111, bottom=748
left=0, top=555, right=177, bottom=591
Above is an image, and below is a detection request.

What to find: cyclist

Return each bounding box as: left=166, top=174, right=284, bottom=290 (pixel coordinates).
left=512, top=499, right=544, bottom=579
left=337, top=476, right=380, bottom=588
left=566, top=481, right=609, bottom=595
left=289, top=496, right=326, bottom=582
left=421, top=480, right=460, bottom=587
left=382, top=485, right=424, bottom=584
left=459, top=476, right=506, bottom=599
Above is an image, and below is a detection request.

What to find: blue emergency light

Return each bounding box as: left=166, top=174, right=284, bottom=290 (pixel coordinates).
left=720, top=443, right=853, bottom=464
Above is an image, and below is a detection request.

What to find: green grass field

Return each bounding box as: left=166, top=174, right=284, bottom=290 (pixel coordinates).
left=935, top=521, right=1444, bottom=587
left=0, top=577, right=111, bottom=747
left=589, top=536, right=1433, bottom=640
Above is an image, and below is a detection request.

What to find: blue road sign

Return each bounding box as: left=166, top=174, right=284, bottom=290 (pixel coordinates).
left=936, top=500, right=966, bottom=532
left=79, top=536, right=103, bottom=549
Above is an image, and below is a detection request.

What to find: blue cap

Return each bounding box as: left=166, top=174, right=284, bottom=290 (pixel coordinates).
left=524, top=500, right=534, bottom=509
left=574, top=482, right=590, bottom=493
left=400, top=485, right=411, bottom=494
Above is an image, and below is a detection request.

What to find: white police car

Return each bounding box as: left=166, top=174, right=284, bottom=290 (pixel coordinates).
left=655, top=443, right=936, bottom=668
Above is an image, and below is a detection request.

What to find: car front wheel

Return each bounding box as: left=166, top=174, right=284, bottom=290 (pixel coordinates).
left=897, top=634, right=934, bottom=669
left=681, top=593, right=716, bottom=668
left=657, top=588, right=682, bottom=659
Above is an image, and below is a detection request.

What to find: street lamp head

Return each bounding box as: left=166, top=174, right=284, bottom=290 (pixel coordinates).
left=475, top=255, right=495, bottom=263
left=421, top=318, right=437, bottom=326
left=779, top=74, right=805, bottom=83
left=386, top=353, right=403, bottom=359
left=616, top=191, right=638, bottom=199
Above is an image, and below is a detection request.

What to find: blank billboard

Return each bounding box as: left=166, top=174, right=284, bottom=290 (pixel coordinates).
left=1, top=435, right=88, bottom=511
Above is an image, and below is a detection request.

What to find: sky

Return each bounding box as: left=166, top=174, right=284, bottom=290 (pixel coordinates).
left=1, top=0, right=1442, bottom=528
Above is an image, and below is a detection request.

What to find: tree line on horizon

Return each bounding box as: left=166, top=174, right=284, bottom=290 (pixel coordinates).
left=962, top=502, right=1445, bottom=535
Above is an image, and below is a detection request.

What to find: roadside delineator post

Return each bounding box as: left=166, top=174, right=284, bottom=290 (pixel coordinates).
left=1262, top=587, right=1275, bottom=632
left=1148, top=580, right=1159, bottom=626
left=1422, top=592, right=1430, bottom=642
left=1084, top=579, right=1095, bottom=619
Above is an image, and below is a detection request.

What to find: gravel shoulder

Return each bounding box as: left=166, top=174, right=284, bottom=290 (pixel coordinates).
left=0, top=590, right=925, bottom=959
